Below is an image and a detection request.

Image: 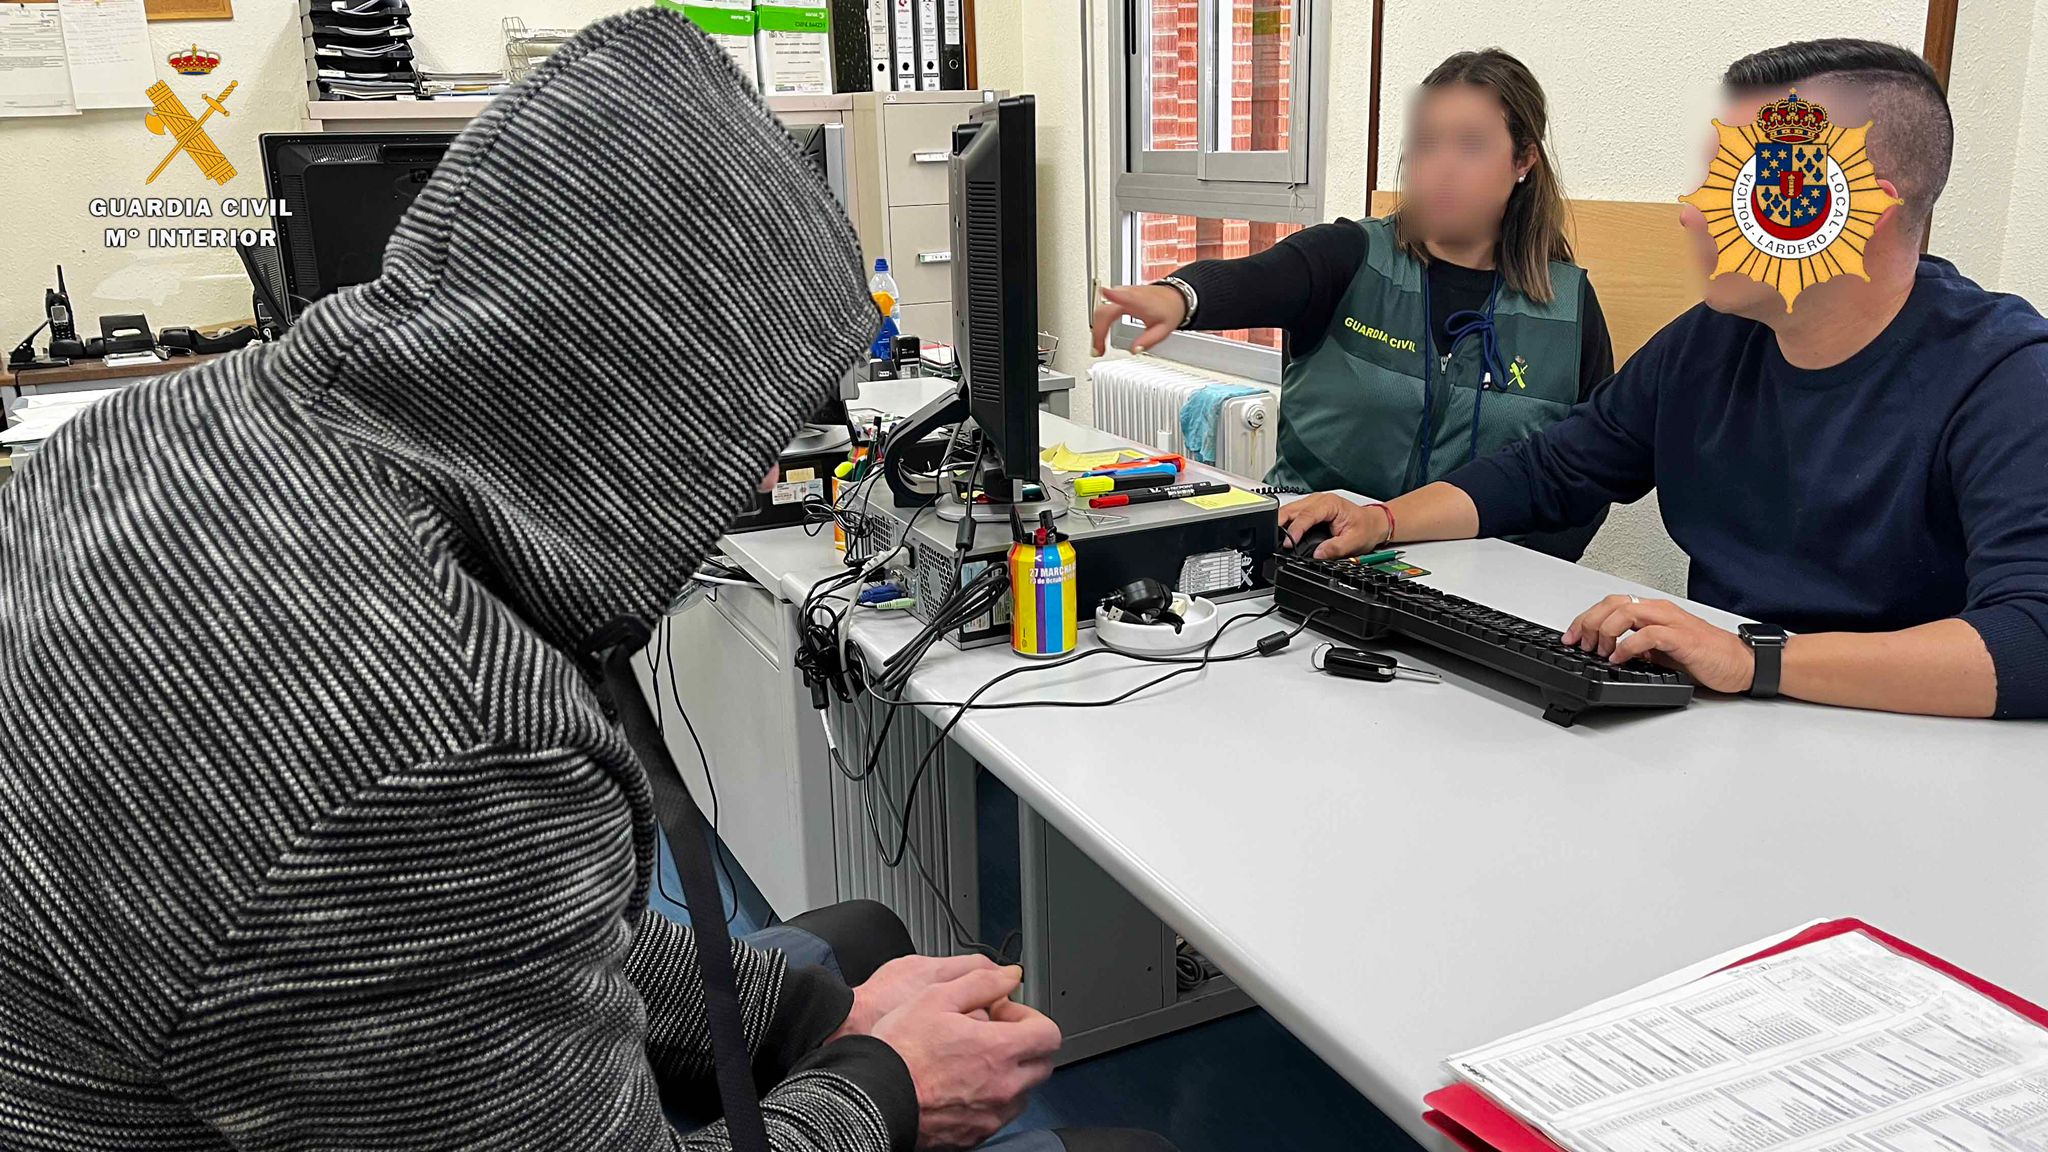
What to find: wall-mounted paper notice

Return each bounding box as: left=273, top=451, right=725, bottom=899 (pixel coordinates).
left=0, top=4, right=79, bottom=117
left=57, top=0, right=154, bottom=109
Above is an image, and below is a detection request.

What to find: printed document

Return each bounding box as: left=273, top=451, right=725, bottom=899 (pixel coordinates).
left=1449, top=933, right=2048, bottom=1152
left=56, top=0, right=154, bottom=111
left=0, top=4, right=78, bottom=117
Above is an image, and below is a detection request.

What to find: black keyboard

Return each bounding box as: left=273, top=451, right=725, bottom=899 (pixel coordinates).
left=1273, top=558, right=1693, bottom=726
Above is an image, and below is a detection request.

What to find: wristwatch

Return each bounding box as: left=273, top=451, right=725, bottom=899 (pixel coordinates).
left=1737, top=623, right=1788, bottom=698
left=1156, top=277, right=1200, bottom=328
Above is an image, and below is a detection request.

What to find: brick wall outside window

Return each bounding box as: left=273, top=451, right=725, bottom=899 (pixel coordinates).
left=1139, top=1, right=1297, bottom=350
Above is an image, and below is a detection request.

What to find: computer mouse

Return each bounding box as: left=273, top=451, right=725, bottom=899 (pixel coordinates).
left=1285, top=523, right=1334, bottom=559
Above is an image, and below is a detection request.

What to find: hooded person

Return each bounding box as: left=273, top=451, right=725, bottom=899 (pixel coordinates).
left=0, top=9, right=1133, bottom=1151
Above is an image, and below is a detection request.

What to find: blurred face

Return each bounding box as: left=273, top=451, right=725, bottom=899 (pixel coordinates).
left=1402, top=83, right=1529, bottom=245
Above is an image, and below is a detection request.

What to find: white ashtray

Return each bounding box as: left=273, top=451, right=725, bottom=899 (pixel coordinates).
left=1094, top=594, right=1221, bottom=656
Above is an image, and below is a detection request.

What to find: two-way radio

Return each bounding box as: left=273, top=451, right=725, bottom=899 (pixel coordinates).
left=43, top=265, right=109, bottom=360
left=45, top=265, right=78, bottom=346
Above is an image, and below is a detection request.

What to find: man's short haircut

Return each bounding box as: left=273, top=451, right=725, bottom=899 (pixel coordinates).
left=1723, top=38, right=1953, bottom=231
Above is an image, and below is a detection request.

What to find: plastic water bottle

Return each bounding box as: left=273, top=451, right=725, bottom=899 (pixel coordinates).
left=868, top=258, right=901, bottom=360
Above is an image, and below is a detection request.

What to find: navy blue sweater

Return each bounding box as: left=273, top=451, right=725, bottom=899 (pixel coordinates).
left=1447, top=257, right=2048, bottom=719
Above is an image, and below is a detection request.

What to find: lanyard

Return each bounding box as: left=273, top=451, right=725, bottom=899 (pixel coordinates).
left=585, top=621, right=770, bottom=1152
left=1413, top=271, right=1506, bottom=489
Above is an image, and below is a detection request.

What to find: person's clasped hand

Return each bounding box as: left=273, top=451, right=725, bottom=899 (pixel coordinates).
left=832, top=957, right=1062, bottom=1151
left=832, top=954, right=1004, bottom=1038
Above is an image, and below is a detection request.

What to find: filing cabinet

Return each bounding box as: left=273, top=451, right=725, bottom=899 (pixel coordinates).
left=847, top=89, right=1000, bottom=348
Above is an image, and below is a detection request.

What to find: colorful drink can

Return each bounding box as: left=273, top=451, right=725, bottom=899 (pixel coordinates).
left=1008, top=535, right=1077, bottom=658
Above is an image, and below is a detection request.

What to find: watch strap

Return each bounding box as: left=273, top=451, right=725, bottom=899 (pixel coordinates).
left=1744, top=628, right=1784, bottom=698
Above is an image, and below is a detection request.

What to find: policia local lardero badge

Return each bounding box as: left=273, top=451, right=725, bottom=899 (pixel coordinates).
left=1681, top=90, right=1903, bottom=310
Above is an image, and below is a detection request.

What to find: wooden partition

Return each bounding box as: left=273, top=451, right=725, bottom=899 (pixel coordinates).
left=1369, top=191, right=1702, bottom=365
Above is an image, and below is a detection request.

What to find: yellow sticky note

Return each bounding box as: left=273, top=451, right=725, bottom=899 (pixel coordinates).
left=1041, top=442, right=1147, bottom=473
left=1185, top=487, right=1268, bottom=510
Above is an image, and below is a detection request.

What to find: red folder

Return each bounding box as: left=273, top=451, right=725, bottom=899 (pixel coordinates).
left=1421, top=918, right=2048, bottom=1152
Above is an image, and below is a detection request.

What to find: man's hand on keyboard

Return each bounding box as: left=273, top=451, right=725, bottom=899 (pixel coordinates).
left=1563, top=595, right=1756, bottom=693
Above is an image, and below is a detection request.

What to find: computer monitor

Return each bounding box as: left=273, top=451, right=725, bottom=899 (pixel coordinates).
left=786, top=123, right=849, bottom=209
left=257, top=128, right=854, bottom=434
left=260, top=132, right=456, bottom=322
left=950, top=95, right=1039, bottom=501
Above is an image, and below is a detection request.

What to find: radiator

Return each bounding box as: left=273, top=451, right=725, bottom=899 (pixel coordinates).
left=823, top=690, right=978, bottom=957
left=1088, top=359, right=1280, bottom=481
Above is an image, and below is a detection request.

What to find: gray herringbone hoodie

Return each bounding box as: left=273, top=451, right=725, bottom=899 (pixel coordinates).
left=0, top=9, right=908, bottom=1149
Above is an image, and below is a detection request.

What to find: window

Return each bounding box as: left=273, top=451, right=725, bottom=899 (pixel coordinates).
left=1132, top=212, right=1303, bottom=349
left=1146, top=0, right=1198, bottom=152
left=1113, top=0, right=1324, bottom=380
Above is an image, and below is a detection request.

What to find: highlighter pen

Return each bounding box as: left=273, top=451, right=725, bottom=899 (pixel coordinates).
left=1084, top=454, right=1184, bottom=476
left=1080, top=461, right=1179, bottom=483
left=1071, top=471, right=1178, bottom=497
left=1353, top=549, right=1403, bottom=566
left=1089, top=481, right=1230, bottom=509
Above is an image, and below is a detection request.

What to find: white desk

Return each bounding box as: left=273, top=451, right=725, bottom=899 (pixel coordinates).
left=710, top=407, right=2048, bottom=1147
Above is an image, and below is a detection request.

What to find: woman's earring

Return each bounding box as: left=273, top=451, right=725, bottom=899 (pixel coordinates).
left=1517, top=173, right=1527, bottom=183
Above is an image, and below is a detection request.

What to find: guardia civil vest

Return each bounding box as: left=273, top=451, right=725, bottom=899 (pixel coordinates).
left=1267, top=217, right=1587, bottom=499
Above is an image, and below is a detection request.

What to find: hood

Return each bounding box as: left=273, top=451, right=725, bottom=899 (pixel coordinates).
left=271, top=7, right=876, bottom=653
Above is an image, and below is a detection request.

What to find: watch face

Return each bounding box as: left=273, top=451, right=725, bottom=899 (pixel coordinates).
left=1740, top=623, right=1788, bottom=644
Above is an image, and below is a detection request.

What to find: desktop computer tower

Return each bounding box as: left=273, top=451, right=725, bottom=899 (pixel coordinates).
left=863, top=489, right=1279, bottom=649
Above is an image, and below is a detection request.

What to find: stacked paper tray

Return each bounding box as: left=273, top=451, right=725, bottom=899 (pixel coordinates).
left=302, top=0, right=418, bottom=101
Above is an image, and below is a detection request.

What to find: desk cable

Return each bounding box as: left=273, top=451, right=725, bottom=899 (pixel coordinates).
left=796, top=423, right=985, bottom=707
left=820, top=604, right=1326, bottom=963
left=853, top=602, right=1319, bottom=869
left=645, top=615, right=740, bottom=927
left=790, top=429, right=1339, bottom=961
left=822, top=691, right=1019, bottom=965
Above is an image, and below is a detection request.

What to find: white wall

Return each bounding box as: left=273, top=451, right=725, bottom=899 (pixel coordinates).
left=1946, top=0, right=2048, bottom=305
left=1939, top=0, right=2035, bottom=290
left=0, top=1, right=637, bottom=347
left=4, top=7, right=308, bottom=343
left=1999, top=3, right=2048, bottom=308
left=1374, top=1, right=1928, bottom=203
left=999, top=0, right=1111, bottom=422
left=1320, top=1, right=1376, bottom=222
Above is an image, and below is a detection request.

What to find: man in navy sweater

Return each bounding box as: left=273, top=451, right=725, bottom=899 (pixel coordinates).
left=1280, top=39, right=2048, bottom=719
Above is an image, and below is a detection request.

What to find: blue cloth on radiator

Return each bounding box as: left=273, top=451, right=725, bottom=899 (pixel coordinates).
left=1178, top=383, right=1266, bottom=465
